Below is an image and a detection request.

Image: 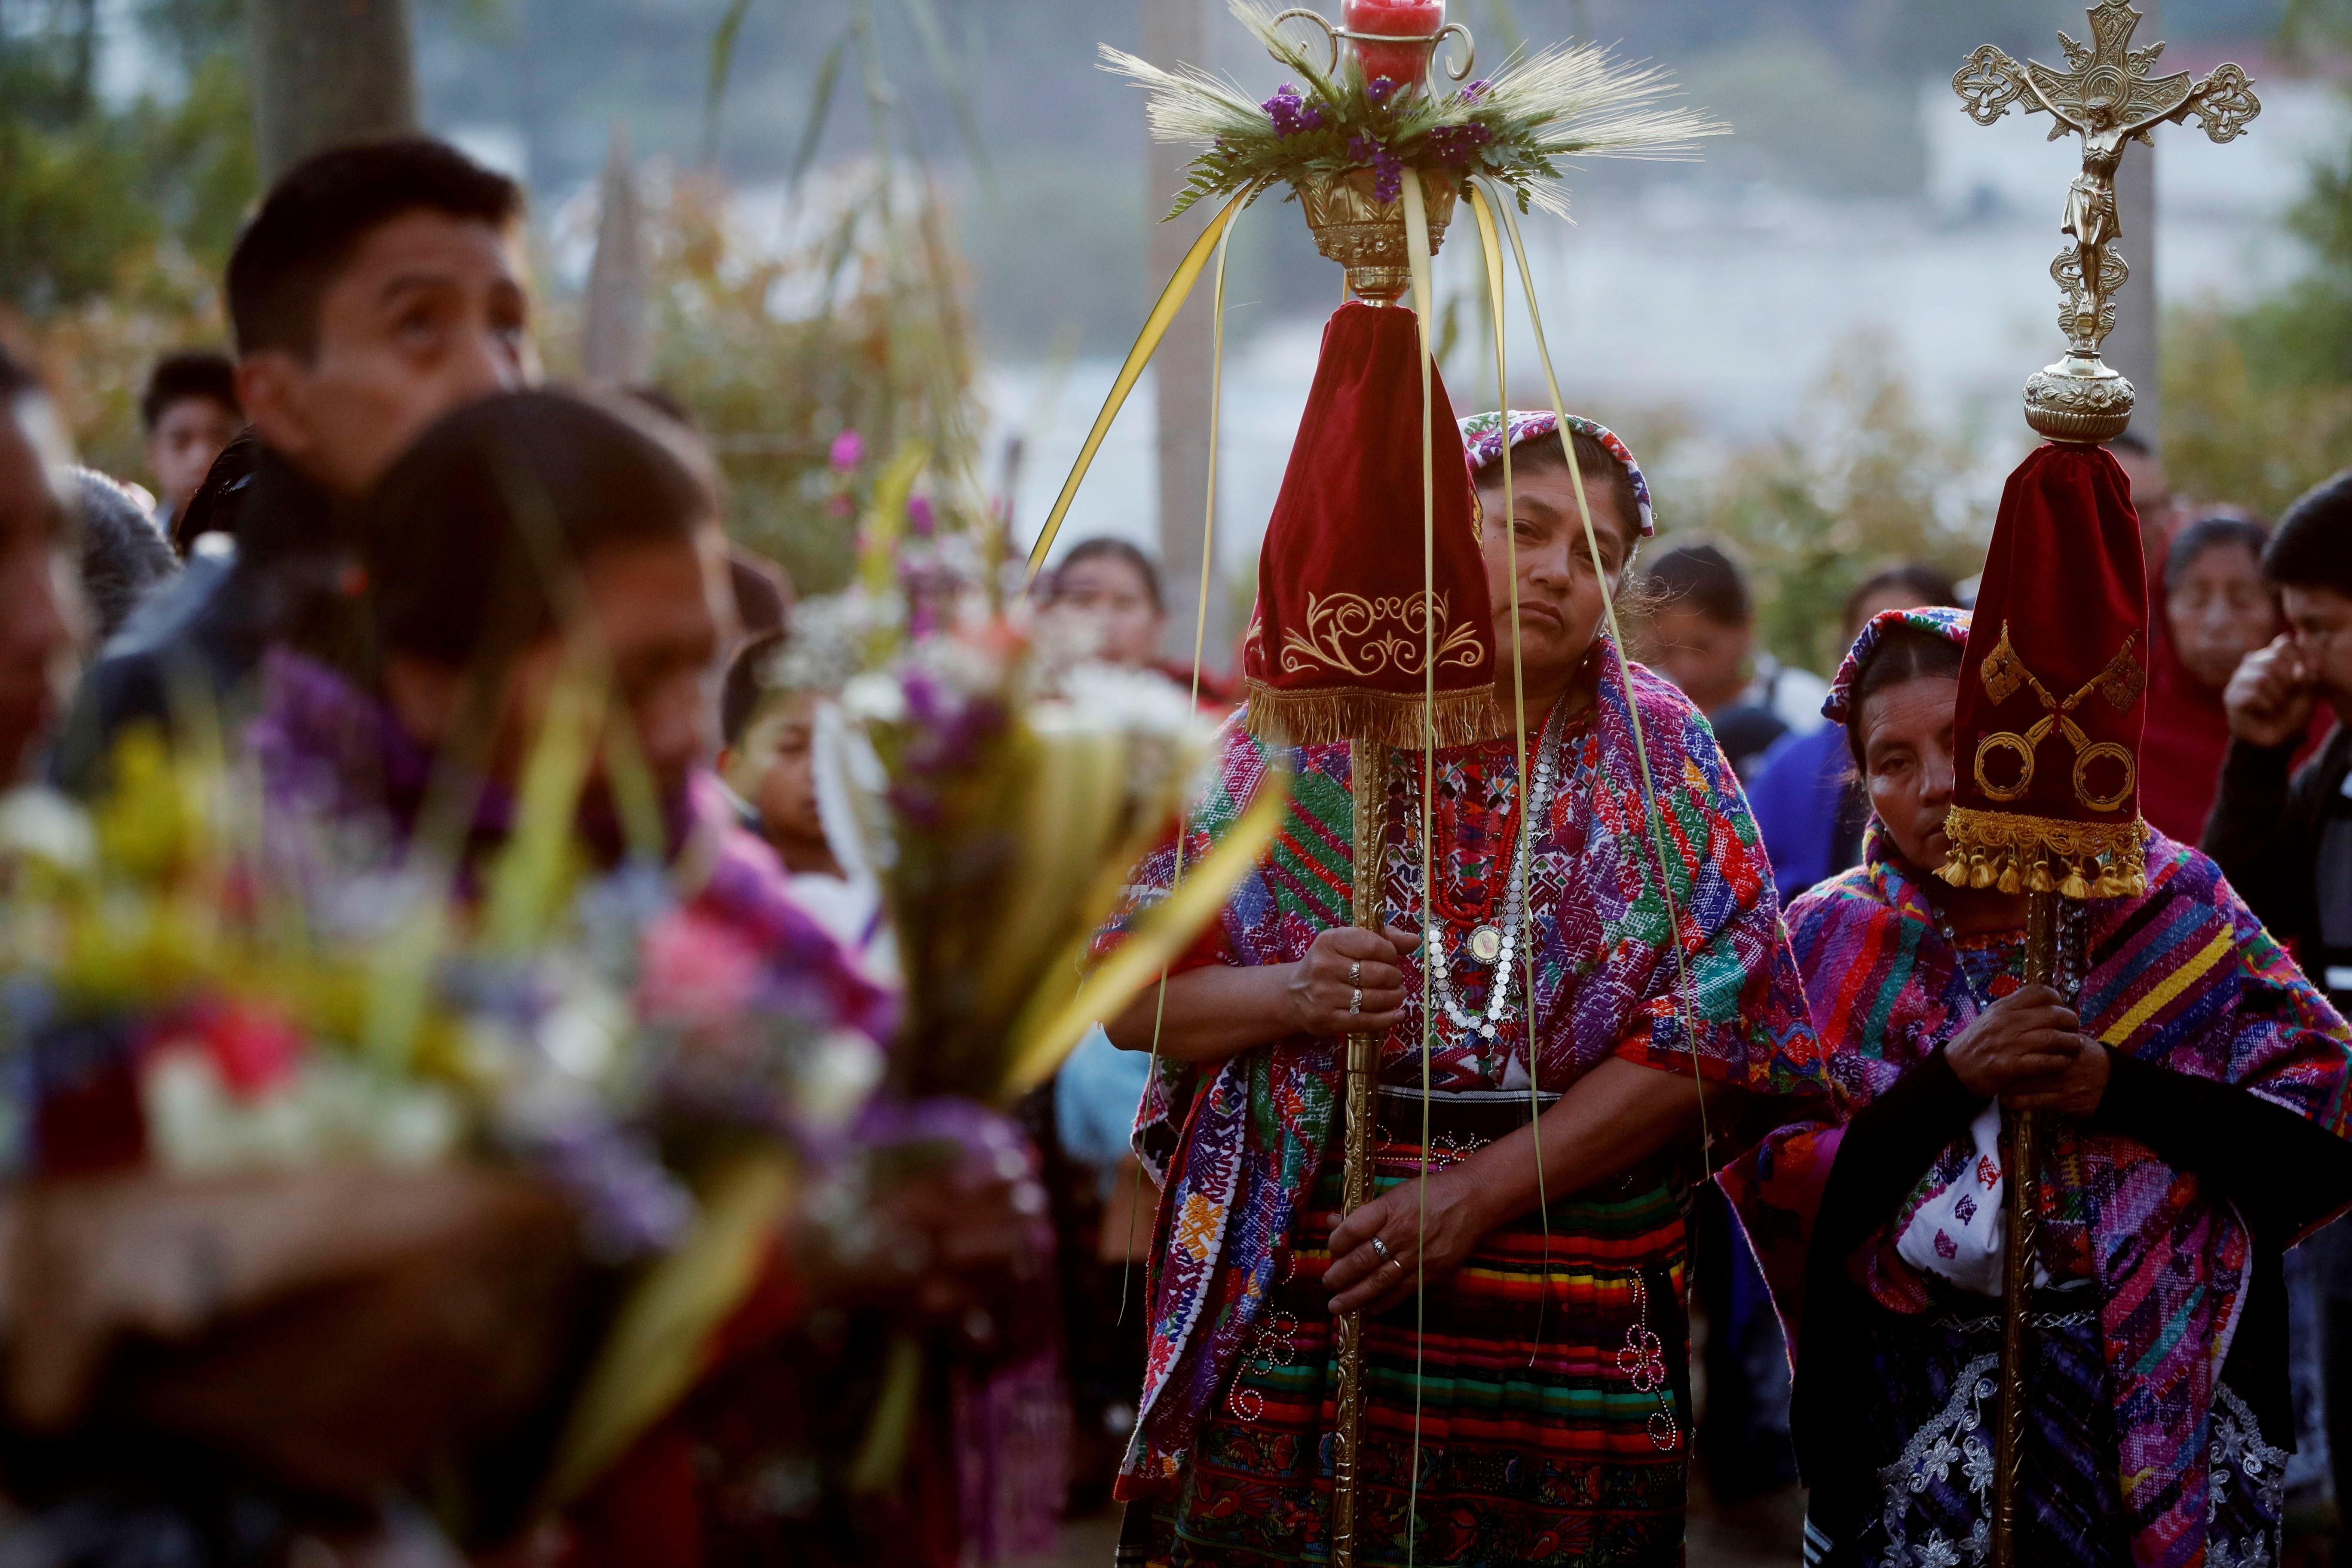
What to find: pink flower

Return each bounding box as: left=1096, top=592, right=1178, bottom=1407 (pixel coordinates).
left=638, top=907, right=766, bottom=1033
left=829, top=429, right=866, bottom=472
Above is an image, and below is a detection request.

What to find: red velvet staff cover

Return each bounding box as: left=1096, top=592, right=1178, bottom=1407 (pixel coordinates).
left=1941, top=441, right=2152, bottom=899
left=1240, top=300, right=1504, bottom=748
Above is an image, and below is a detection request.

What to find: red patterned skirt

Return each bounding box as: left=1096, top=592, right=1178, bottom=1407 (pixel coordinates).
left=1143, top=1087, right=1692, bottom=1566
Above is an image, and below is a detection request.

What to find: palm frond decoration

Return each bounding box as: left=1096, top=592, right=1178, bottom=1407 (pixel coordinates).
left=1102, top=0, right=1725, bottom=220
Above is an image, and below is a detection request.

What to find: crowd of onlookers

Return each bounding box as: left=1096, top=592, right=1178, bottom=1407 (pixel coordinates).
left=7, top=122, right=2352, bottom=1556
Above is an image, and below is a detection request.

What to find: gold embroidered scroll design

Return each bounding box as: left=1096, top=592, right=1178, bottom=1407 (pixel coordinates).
left=1972, top=621, right=2144, bottom=812
left=1279, top=591, right=1487, bottom=680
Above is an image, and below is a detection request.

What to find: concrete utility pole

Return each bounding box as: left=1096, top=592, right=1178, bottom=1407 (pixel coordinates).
left=1140, top=0, right=1221, bottom=662
left=2109, top=0, right=2161, bottom=452
left=247, top=0, right=420, bottom=181
left=582, top=126, right=653, bottom=386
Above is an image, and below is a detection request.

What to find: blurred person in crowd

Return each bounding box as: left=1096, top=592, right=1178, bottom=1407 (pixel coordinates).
left=2205, top=471, right=2352, bottom=1538
left=139, top=349, right=242, bottom=542
left=719, top=630, right=839, bottom=876
left=1036, top=1019, right=1157, bottom=1513
left=1042, top=537, right=1229, bottom=706
left=2206, top=474, right=2352, bottom=1009
left=54, top=138, right=534, bottom=795
left=72, top=469, right=179, bottom=643
left=1644, top=540, right=1827, bottom=776
left=1703, top=563, right=1959, bottom=1509
left=1747, top=607, right=2352, bottom=1564
left=2109, top=430, right=2182, bottom=560
left=298, top=389, right=1048, bottom=1566
left=2140, top=513, right=2317, bottom=845
left=1751, top=563, right=1961, bottom=905
left=1033, top=539, right=1236, bottom=1505
left=0, top=350, right=83, bottom=784
left=714, top=616, right=897, bottom=988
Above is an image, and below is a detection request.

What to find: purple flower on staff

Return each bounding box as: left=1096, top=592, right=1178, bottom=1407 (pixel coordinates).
left=907, top=495, right=937, bottom=538
left=1349, top=132, right=1405, bottom=202
left=1428, top=120, right=1494, bottom=170
left=829, top=429, right=866, bottom=471
left=1458, top=78, right=1490, bottom=104
left=1367, top=75, right=1399, bottom=107
left=1263, top=82, right=1324, bottom=138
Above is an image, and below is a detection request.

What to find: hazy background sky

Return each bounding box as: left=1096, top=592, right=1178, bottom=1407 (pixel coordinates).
left=305, top=1, right=2343, bottom=591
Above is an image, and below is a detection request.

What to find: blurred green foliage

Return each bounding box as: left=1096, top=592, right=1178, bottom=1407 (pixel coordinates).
left=2164, top=31, right=2352, bottom=520
left=0, top=0, right=255, bottom=317
left=557, top=171, right=983, bottom=597
left=1646, top=334, right=1994, bottom=677
left=0, top=1, right=251, bottom=485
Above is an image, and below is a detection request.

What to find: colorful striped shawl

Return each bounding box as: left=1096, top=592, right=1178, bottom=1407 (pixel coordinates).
left=1727, top=824, right=2352, bottom=1568
left=1102, top=646, right=1830, bottom=1491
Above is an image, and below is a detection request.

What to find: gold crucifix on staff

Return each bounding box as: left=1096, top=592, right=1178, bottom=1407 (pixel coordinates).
left=1951, top=7, right=2261, bottom=1567
left=1955, top=0, right=2261, bottom=444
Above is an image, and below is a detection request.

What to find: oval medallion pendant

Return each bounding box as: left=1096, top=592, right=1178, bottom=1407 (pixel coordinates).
left=1468, top=924, right=1504, bottom=964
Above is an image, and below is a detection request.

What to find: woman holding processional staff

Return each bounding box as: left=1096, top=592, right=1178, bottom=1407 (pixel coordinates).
left=1095, top=406, right=1832, bottom=1566
left=1730, top=606, right=2352, bottom=1566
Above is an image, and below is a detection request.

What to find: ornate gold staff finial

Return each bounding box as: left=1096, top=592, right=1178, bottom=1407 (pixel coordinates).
left=1955, top=0, right=2261, bottom=443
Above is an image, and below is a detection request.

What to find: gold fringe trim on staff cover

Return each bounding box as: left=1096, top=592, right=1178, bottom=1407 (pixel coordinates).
left=1937, top=805, right=2151, bottom=899
left=1242, top=680, right=1509, bottom=750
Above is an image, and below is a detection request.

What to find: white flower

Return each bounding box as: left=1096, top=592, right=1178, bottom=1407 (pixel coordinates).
left=1914, top=1530, right=1961, bottom=1568
left=839, top=671, right=909, bottom=725
left=141, top=1048, right=461, bottom=1174
left=0, top=787, right=94, bottom=871
left=1051, top=662, right=1205, bottom=738
left=1961, top=1436, right=1994, bottom=1495
left=792, top=1028, right=885, bottom=1131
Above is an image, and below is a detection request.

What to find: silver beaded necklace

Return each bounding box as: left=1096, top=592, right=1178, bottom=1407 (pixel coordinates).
left=1405, top=696, right=1575, bottom=1074
left=1930, top=894, right=2088, bottom=1010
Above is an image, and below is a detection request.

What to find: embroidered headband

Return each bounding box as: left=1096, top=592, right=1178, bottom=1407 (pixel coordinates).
left=1822, top=605, right=1973, bottom=726
left=1457, top=408, right=1654, bottom=537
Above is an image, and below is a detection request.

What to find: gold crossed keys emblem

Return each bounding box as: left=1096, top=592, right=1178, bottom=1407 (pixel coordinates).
left=1974, top=623, right=2146, bottom=812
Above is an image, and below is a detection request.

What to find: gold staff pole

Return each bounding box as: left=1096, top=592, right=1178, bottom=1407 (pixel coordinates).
left=1994, top=894, right=2062, bottom=1564
left=1950, top=7, right=2260, bottom=1562
left=1329, top=743, right=1388, bottom=1568
left=1271, top=15, right=1471, bottom=1565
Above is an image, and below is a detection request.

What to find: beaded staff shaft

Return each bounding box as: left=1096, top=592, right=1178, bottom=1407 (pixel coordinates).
left=1993, top=891, right=2063, bottom=1567
left=1330, top=740, right=1389, bottom=1568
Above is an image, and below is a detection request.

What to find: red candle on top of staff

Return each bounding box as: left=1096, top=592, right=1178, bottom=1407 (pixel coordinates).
left=1343, top=0, right=1441, bottom=94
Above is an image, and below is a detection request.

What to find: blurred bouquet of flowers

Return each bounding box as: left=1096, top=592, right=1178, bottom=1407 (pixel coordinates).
left=836, top=618, right=1280, bottom=1106
left=0, top=722, right=884, bottom=1514
left=0, top=728, right=876, bottom=1237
